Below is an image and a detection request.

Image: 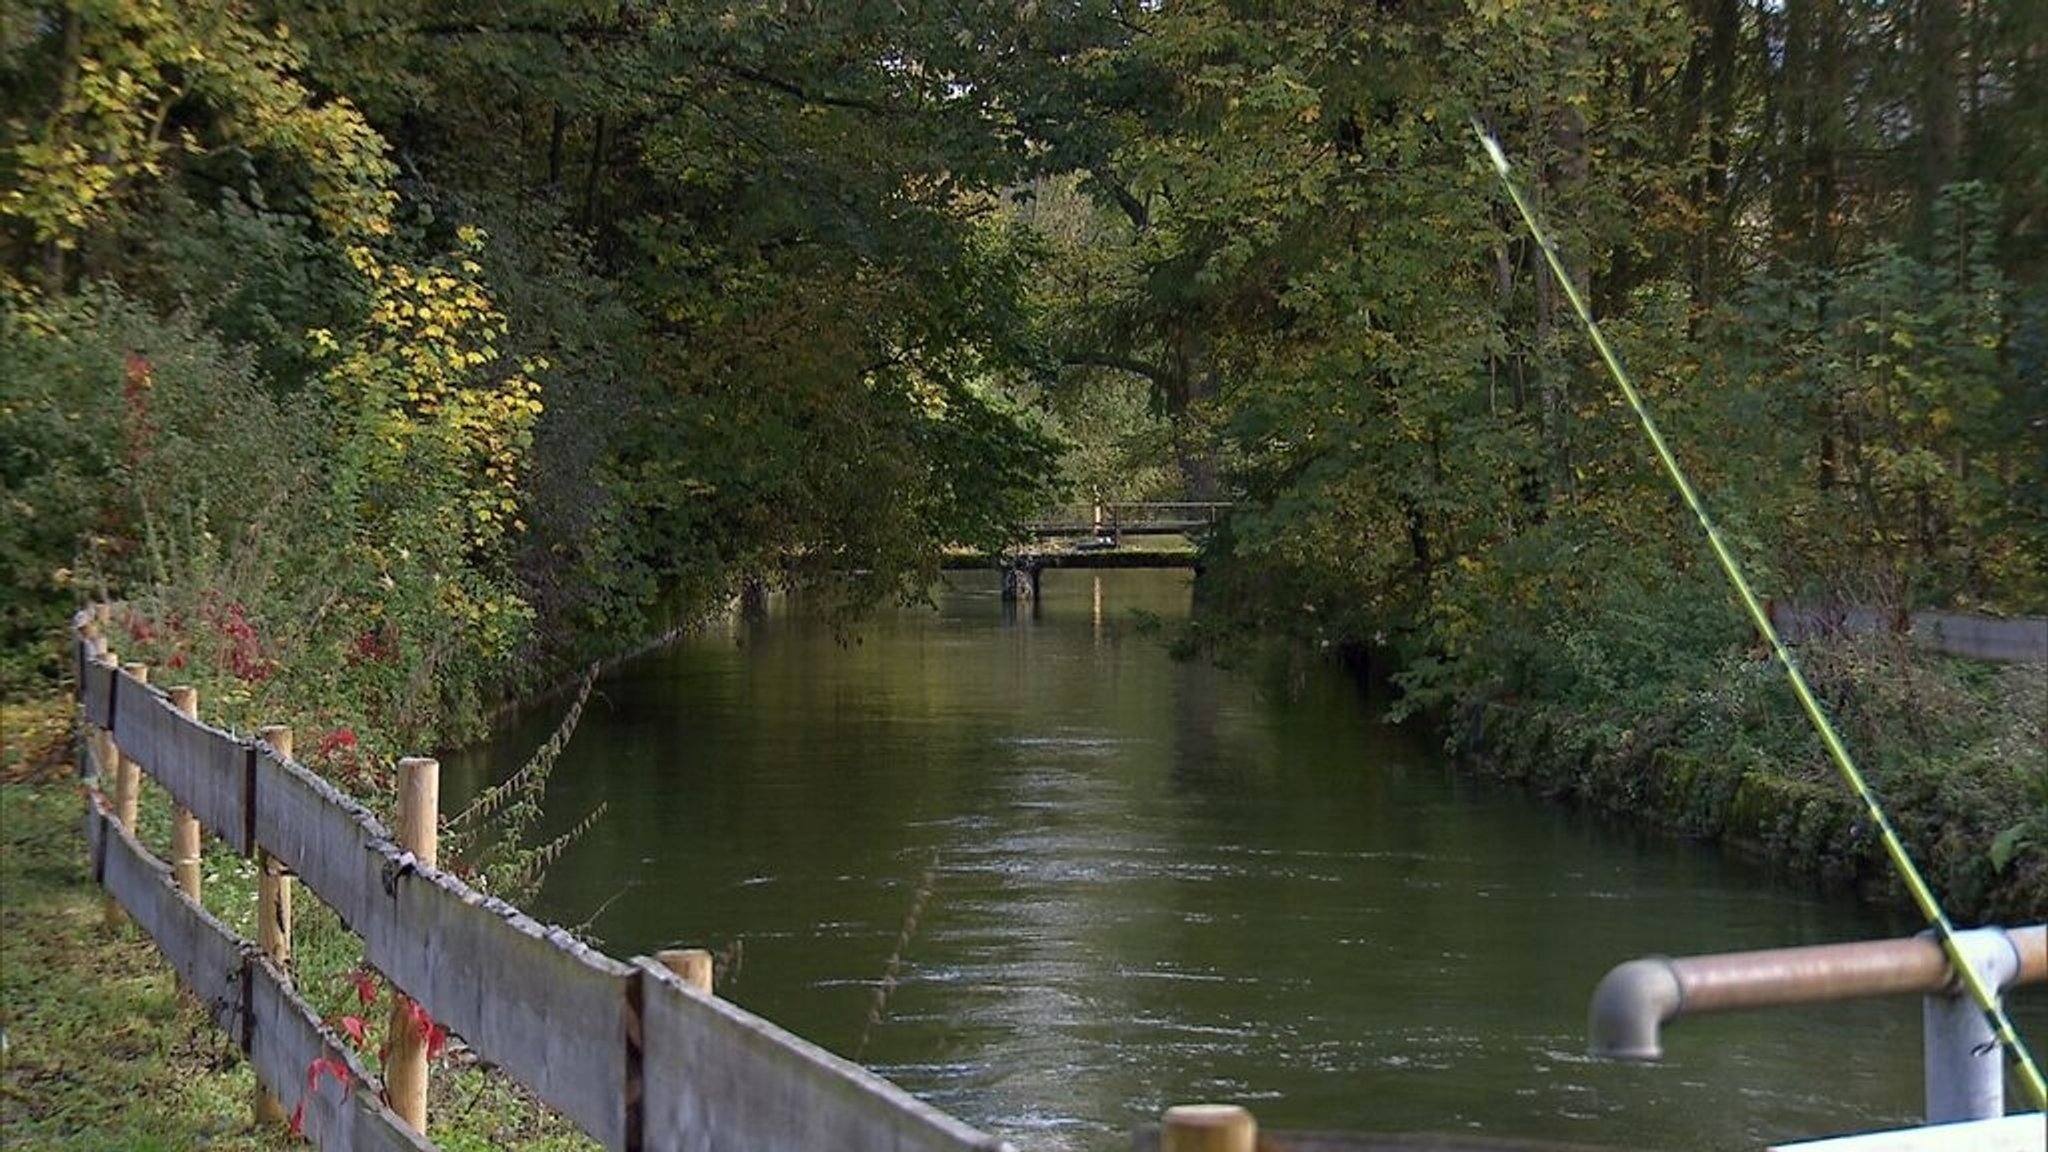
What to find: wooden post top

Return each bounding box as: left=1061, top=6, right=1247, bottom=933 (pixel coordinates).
left=1162, top=1103, right=1256, bottom=1152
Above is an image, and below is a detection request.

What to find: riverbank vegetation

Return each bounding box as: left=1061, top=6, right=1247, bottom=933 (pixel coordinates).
left=4, top=0, right=2042, bottom=930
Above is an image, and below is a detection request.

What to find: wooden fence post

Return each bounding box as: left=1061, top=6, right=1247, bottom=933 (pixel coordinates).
left=253, top=724, right=294, bottom=1127
left=78, top=620, right=100, bottom=662
left=657, top=948, right=715, bottom=995
left=114, top=662, right=147, bottom=828
left=385, top=756, right=440, bottom=1133
left=254, top=729, right=295, bottom=963
left=80, top=637, right=116, bottom=887
left=105, top=661, right=146, bottom=928
left=87, top=644, right=116, bottom=784
left=1161, top=1104, right=1256, bottom=1152
left=166, top=686, right=202, bottom=901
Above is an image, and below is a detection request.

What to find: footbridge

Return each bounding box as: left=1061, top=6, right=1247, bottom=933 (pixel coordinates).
left=946, top=502, right=1228, bottom=599
left=1021, top=501, right=1231, bottom=541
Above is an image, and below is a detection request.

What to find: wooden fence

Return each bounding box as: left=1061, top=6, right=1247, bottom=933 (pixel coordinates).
left=1767, top=601, right=2048, bottom=664
left=70, top=609, right=1013, bottom=1152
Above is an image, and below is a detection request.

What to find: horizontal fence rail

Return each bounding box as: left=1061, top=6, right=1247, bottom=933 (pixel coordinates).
left=70, top=608, right=1013, bottom=1152
left=638, top=961, right=1009, bottom=1152
left=83, top=790, right=433, bottom=1150
left=1768, top=601, right=2048, bottom=663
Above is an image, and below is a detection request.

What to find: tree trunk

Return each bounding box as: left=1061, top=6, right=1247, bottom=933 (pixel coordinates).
left=1686, top=0, right=1741, bottom=309
left=580, top=115, right=610, bottom=230
left=548, top=106, right=568, bottom=190
left=43, top=7, right=84, bottom=291
left=1915, top=0, right=1962, bottom=250
left=1162, top=326, right=1220, bottom=500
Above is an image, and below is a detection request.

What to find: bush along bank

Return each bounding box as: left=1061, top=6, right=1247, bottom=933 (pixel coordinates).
left=1444, top=637, right=2047, bottom=925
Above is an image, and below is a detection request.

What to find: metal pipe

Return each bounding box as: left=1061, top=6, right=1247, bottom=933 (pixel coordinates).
left=1586, top=958, right=1683, bottom=1060
left=1924, top=928, right=2024, bottom=1123
left=1590, top=926, right=2046, bottom=1123
left=1590, top=925, right=2046, bottom=1060
left=2017, top=924, right=2046, bottom=988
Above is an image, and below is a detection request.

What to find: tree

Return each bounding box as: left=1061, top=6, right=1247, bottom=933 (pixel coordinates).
left=1, top=0, right=394, bottom=290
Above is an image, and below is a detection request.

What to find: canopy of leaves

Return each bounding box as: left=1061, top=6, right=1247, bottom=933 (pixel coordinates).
left=3, top=0, right=2043, bottom=877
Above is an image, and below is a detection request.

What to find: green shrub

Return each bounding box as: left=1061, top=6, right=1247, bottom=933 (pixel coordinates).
left=1, top=288, right=305, bottom=697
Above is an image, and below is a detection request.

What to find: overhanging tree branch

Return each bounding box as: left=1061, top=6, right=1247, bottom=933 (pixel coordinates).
left=1061, top=350, right=1163, bottom=384
left=704, top=60, right=900, bottom=117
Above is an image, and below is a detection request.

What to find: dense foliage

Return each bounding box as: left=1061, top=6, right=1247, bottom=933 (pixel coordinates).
left=3, top=2, right=2042, bottom=910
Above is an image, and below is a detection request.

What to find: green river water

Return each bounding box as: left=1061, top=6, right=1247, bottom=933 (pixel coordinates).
left=443, top=569, right=2044, bottom=1151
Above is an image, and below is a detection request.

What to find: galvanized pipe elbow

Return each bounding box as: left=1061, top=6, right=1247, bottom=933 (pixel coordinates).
left=1588, top=957, right=1683, bottom=1060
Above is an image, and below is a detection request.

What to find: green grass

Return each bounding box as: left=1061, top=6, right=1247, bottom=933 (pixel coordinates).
left=1, top=755, right=289, bottom=1150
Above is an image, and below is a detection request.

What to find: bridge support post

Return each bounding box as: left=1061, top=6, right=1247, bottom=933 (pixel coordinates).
left=1001, top=560, right=1041, bottom=602
left=737, top=576, right=768, bottom=619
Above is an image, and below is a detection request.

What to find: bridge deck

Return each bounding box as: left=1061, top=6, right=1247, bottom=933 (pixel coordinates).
left=941, top=546, right=1198, bottom=571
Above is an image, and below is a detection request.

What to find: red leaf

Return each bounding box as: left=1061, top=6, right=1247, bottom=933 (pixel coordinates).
left=307, top=1056, right=352, bottom=1095
left=398, top=999, right=449, bottom=1060
left=336, top=1015, right=368, bottom=1046
left=295, top=1055, right=356, bottom=1134
left=350, top=967, right=378, bottom=1007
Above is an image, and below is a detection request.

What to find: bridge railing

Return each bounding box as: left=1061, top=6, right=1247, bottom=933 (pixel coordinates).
left=70, top=607, right=1012, bottom=1152
left=1022, top=501, right=1232, bottom=537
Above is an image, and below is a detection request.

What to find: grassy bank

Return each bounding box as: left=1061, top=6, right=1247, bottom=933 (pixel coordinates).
left=2, top=700, right=288, bottom=1151
left=1445, top=638, right=2048, bottom=924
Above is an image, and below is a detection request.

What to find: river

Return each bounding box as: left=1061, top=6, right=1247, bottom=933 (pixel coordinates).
left=443, top=569, right=2044, bottom=1151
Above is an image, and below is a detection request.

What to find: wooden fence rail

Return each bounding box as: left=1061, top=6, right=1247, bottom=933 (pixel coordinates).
left=70, top=608, right=1013, bottom=1152
left=83, top=790, right=433, bottom=1150
left=1768, top=601, right=2048, bottom=663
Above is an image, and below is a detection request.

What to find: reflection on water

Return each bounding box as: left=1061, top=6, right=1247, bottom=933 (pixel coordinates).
left=444, top=570, right=2043, bottom=1151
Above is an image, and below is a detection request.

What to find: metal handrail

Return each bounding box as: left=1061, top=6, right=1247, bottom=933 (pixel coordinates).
left=1589, top=925, right=2045, bottom=1123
